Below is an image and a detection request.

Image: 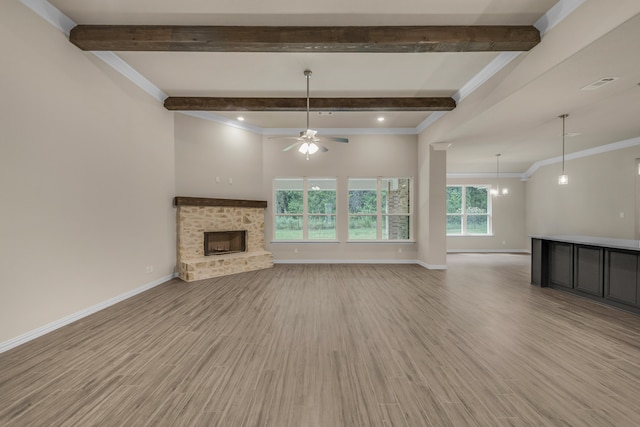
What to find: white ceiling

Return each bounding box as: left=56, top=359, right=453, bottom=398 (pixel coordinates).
left=42, top=0, right=640, bottom=173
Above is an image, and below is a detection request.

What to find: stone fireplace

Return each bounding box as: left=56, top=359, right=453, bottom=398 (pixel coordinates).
left=175, top=197, right=273, bottom=282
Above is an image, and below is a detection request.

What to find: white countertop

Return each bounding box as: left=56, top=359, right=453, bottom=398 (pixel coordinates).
left=531, top=235, right=640, bottom=252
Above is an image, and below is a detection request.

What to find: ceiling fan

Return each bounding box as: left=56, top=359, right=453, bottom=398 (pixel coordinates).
left=276, top=70, right=349, bottom=159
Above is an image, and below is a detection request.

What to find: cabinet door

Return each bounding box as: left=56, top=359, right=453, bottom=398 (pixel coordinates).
left=574, top=245, right=603, bottom=296
left=604, top=249, right=638, bottom=306
left=549, top=242, right=573, bottom=289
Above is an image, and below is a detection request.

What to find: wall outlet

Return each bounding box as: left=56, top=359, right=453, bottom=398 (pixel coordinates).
left=398, top=248, right=403, bottom=253
left=620, top=212, right=625, bottom=218
left=215, top=176, right=220, bottom=183
left=294, top=248, right=299, bottom=253
left=145, top=265, right=154, bottom=273
left=228, top=178, right=233, bottom=184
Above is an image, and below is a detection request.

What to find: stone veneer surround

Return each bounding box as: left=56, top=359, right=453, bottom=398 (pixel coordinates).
left=175, top=197, right=273, bottom=282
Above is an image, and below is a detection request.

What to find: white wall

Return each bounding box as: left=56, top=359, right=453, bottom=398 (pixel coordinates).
left=174, top=114, right=264, bottom=200
left=262, top=134, right=419, bottom=261
left=526, top=145, right=640, bottom=239
left=447, top=177, right=527, bottom=252
left=0, top=1, right=176, bottom=344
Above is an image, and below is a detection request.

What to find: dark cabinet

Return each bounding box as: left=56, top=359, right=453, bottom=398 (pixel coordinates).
left=604, top=249, right=639, bottom=306
left=531, top=237, right=640, bottom=314
left=549, top=242, right=573, bottom=289
left=574, top=245, right=603, bottom=297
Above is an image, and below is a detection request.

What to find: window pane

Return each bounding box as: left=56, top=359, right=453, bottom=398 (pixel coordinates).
left=466, top=186, right=488, bottom=214
left=382, top=178, right=410, bottom=214
left=308, top=215, right=336, bottom=239
left=308, top=178, right=336, bottom=214
left=348, top=216, right=377, bottom=240
left=274, top=215, right=302, bottom=240
left=446, top=186, right=463, bottom=214
left=275, top=178, right=303, bottom=214
left=383, top=215, right=410, bottom=239
left=467, top=215, right=488, bottom=234
left=447, top=215, right=462, bottom=234
left=348, top=179, right=377, bottom=214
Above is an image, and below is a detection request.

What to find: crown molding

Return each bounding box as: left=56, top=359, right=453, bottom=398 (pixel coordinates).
left=535, top=0, right=587, bottom=36
left=453, top=52, right=521, bottom=103
left=20, top=0, right=74, bottom=35
left=522, top=136, right=640, bottom=179
left=263, top=127, right=417, bottom=136
left=179, top=111, right=263, bottom=134
left=447, top=136, right=640, bottom=180
left=92, top=51, right=167, bottom=102
left=447, top=172, right=524, bottom=179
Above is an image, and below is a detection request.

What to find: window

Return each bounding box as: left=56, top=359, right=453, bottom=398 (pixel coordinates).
left=274, top=178, right=336, bottom=240
left=348, top=177, right=412, bottom=240
left=446, top=185, right=491, bottom=235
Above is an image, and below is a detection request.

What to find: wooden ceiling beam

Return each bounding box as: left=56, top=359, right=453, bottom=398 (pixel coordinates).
left=69, top=25, right=540, bottom=52
left=163, top=97, right=456, bottom=112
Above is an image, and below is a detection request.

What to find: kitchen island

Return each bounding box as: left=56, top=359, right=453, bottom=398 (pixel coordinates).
left=531, top=235, right=640, bottom=314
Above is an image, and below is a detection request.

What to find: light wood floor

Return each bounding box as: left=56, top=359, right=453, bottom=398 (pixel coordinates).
left=2, top=254, right=640, bottom=426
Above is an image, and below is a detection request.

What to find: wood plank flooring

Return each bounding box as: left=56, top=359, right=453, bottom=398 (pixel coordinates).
left=2, top=254, right=640, bottom=426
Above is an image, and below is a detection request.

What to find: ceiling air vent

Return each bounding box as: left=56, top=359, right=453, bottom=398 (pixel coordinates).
left=581, top=77, right=619, bottom=90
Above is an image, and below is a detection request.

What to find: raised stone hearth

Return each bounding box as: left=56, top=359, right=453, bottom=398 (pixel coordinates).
left=175, top=197, right=273, bottom=282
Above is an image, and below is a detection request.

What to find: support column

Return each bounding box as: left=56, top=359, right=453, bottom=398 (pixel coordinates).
left=417, top=137, right=447, bottom=269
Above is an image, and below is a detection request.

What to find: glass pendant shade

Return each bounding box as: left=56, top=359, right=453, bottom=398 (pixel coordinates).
left=298, top=142, right=310, bottom=154
left=559, top=174, right=569, bottom=185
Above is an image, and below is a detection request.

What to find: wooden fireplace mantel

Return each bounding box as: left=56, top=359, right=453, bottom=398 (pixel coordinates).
left=174, top=196, right=267, bottom=208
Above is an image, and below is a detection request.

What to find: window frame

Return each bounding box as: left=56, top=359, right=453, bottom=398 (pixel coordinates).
left=446, top=185, right=492, bottom=236
left=348, top=177, right=414, bottom=242
left=273, top=177, right=338, bottom=242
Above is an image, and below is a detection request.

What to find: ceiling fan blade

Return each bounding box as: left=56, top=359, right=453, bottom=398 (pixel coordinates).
left=319, top=145, right=329, bottom=152
left=317, top=136, right=349, bottom=143
left=282, top=141, right=301, bottom=151
left=268, top=135, right=301, bottom=140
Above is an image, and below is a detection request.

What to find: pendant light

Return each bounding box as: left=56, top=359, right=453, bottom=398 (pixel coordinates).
left=558, top=114, right=569, bottom=185
left=490, top=154, right=508, bottom=197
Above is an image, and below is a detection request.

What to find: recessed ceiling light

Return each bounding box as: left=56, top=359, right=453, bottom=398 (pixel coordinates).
left=581, top=77, right=619, bottom=90
left=237, top=116, right=245, bottom=121
left=377, top=117, right=385, bottom=122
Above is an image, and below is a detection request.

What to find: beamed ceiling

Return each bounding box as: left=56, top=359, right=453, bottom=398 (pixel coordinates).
left=34, top=0, right=640, bottom=172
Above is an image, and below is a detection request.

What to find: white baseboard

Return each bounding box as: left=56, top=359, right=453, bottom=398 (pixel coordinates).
left=447, top=249, right=530, bottom=254
left=416, top=261, right=448, bottom=270
left=273, top=259, right=449, bottom=270
left=0, top=273, right=178, bottom=353
left=273, top=259, right=419, bottom=265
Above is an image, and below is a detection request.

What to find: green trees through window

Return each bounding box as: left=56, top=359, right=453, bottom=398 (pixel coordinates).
left=274, top=177, right=413, bottom=241
left=447, top=185, right=491, bottom=235
left=274, top=178, right=336, bottom=240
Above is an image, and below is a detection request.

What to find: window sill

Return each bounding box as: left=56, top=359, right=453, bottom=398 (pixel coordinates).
left=271, top=240, right=340, bottom=244
left=447, top=234, right=494, bottom=237
left=347, top=240, right=416, bottom=244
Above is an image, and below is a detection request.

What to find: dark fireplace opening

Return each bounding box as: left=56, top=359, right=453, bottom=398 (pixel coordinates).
left=204, top=230, right=247, bottom=256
